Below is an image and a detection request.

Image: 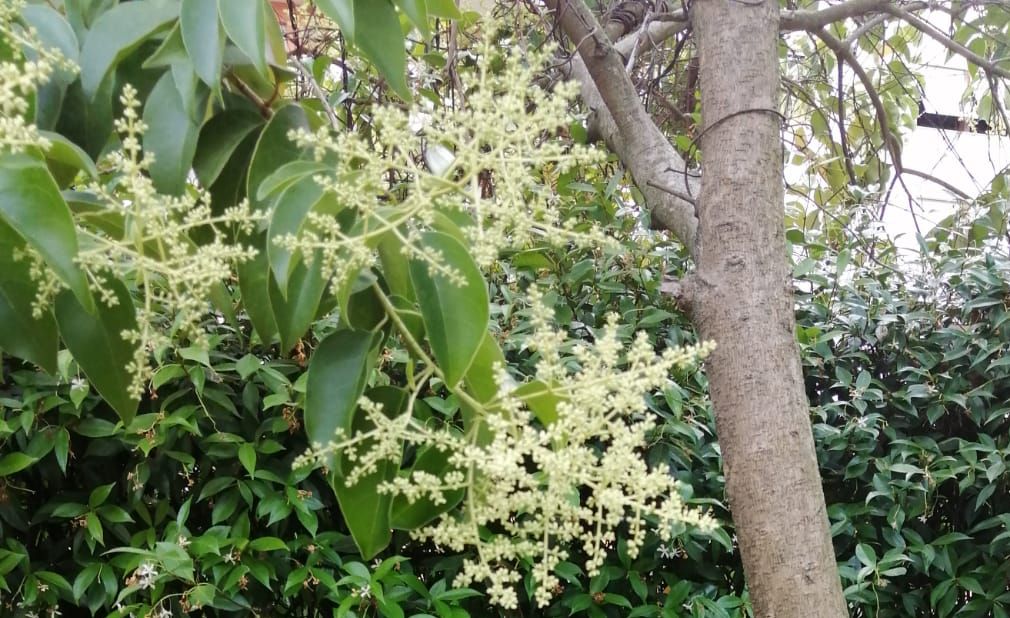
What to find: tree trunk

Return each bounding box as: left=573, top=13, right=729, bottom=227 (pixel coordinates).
left=690, top=2, right=847, bottom=616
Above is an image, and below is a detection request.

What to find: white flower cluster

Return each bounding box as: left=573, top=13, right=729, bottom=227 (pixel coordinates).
left=71, top=86, right=259, bottom=397
left=0, top=0, right=69, bottom=153
left=299, top=289, right=716, bottom=608
left=280, top=31, right=612, bottom=290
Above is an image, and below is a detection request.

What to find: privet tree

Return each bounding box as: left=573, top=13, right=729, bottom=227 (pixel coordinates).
left=2, top=0, right=1010, bottom=616
left=535, top=1, right=1010, bottom=616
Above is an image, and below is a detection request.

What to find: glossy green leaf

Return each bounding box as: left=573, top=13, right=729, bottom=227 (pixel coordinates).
left=513, top=380, right=564, bottom=426
left=390, top=445, right=464, bottom=530
left=218, top=0, right=269, bottom=77
left=193, top=109, right=264, bottom=188
left=268, top=253, right=329, bottom=353
left=256, top=160, right=331, bottom=201
left=0, top=153, right=93, bottom=312
left=316, top=0, right=409, bottom=99
left=38, top=131, right=99, bottom=186
left=143, top=22, right=188, bottom=69
left=0, top=453, right=37, bottom=476
left=334, top=386, right=404, bottom=558
left=79, top=0, right=179, bottom=99
left=305, top=329, right=378, bottom=474
left=0, top=220, right=58, bottom=373
left=267, top=180, right=325, bottom=293
left=463, top=331, right=505, bottom=404
left=142, top=69, right=207, bottom=195
left=55, top=276, right=139, bottom=424
left=426, top=0, right=462, bottom=18
left=393, top=0, right=429, bottom=36
left=237, top=241, right=278, bottom=345
left=377, top=231, right=416, bottom=302
left=180, top=0, right=224, bottom=88
left=22, top=4, right=79, bottom=130
left=246, top=104, right=310, bottom=210
left=409, top=231, right=489, bottom=388
left=314, top=0, right=355, bottom=39
left=353, top=0, right=410, bottom=100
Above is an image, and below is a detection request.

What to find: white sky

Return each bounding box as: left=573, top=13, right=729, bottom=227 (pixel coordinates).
left=881, top=14, right=1010, bottom=252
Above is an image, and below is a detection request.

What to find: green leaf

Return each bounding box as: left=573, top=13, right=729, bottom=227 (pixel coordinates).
left=305, top=329, right=378, bottom=474
left=55, top=276, right=139, bottom=424
left=0, top=153, right=93, bottom=313
left=180, top=0, right=224, bottom=88
left=193, top=110, right=264, bottom=188
left=237, top=240, right=278, bottom=345
left=317, top=0, right=409, bottom=99
left=393, top=0, right=429, bottom=36
left=267, top=180, right=328, bottom=292
left=143, top=69, right=207, bottom=195
left=72, top=564, right=100, bottom=601
left=0, top=221, right=58, bottom=372
left=409, top=231, right=489, bottom=388
left=333, top=386, right=404, bottom=558
left=38, top=130, right=99, bottom=186
left=248, top=537, right=288, bottom=552
left=88, top=483, right=115, bottom=508
left=218, top=0, right=269, bottom=77
left=463, top=331, right=505, bottom=404
left=268, top=254, right=329, bottom=353
left=513, top=380, right=564, bottom=426
left=390, top=444, right=464, bottom=530
left=22, top=4, right=79, bottom=129
left=0, top=453, right=37, bottom=475
left=239, top=443, right=257, bottom=478
left=246, top=104, right=310, bottom=210
left=315, top=0, right=355, bottom=39
left=426, top=0, right=462, bottom=18
left=79, top=0, right=179, bottom=99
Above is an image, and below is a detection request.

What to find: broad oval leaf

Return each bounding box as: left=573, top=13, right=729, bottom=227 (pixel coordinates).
left=390, top=444, right=464, bottom=530
left=268, top=252, right=329, bottom=353
left=218, top=0, right=268, bottom=77
left=267, top=180, right=326, bottom=292
left=332, top=386, right=405, bottom=559
left=246, top=104, right=310, bottom=210
left=180, top=0, right=224, bottom=88
left=409, top=231, right=489, bottom=388
left=79, top=0, right=179, bottom=99
left=305, top=328, right=378, bottom=474
left=142, top=69, right=207, bottom=195
left=0, top=153, right=93, bottom=312
left=55, top=276, right=139, bottom=424
left=316, top=0, right=409, bottom=100
left=314, top=0, right=355, bottom=39
left=193, top=109, right=264, bottom=188
left=0, top=220, right=58, bottom=373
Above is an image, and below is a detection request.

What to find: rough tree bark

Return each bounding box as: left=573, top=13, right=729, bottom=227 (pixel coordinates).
left=543, top=1, right=848, bottom=615
left=690, top=2, right=848, bottom=615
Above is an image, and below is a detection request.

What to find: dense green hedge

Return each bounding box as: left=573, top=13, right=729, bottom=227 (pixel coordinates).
left=3, top=201, right=1010, bottom=616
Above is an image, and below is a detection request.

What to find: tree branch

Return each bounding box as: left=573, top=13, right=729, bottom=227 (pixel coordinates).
left=781, top=0, right=891, bottom=32
left=882, top=4, right=1010, bottom=80
left=815, top=29, right=902, bottom=173
left=542, top=0, right=698, bottom=250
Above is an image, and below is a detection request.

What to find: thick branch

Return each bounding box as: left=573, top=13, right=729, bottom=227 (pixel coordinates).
left=544, top=0, right=698, bottom=250
left=781, top=0, right=890, bottom=31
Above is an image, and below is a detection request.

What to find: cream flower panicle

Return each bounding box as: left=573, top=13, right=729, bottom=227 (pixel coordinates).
left=297, top=288, right=717, bottom=608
